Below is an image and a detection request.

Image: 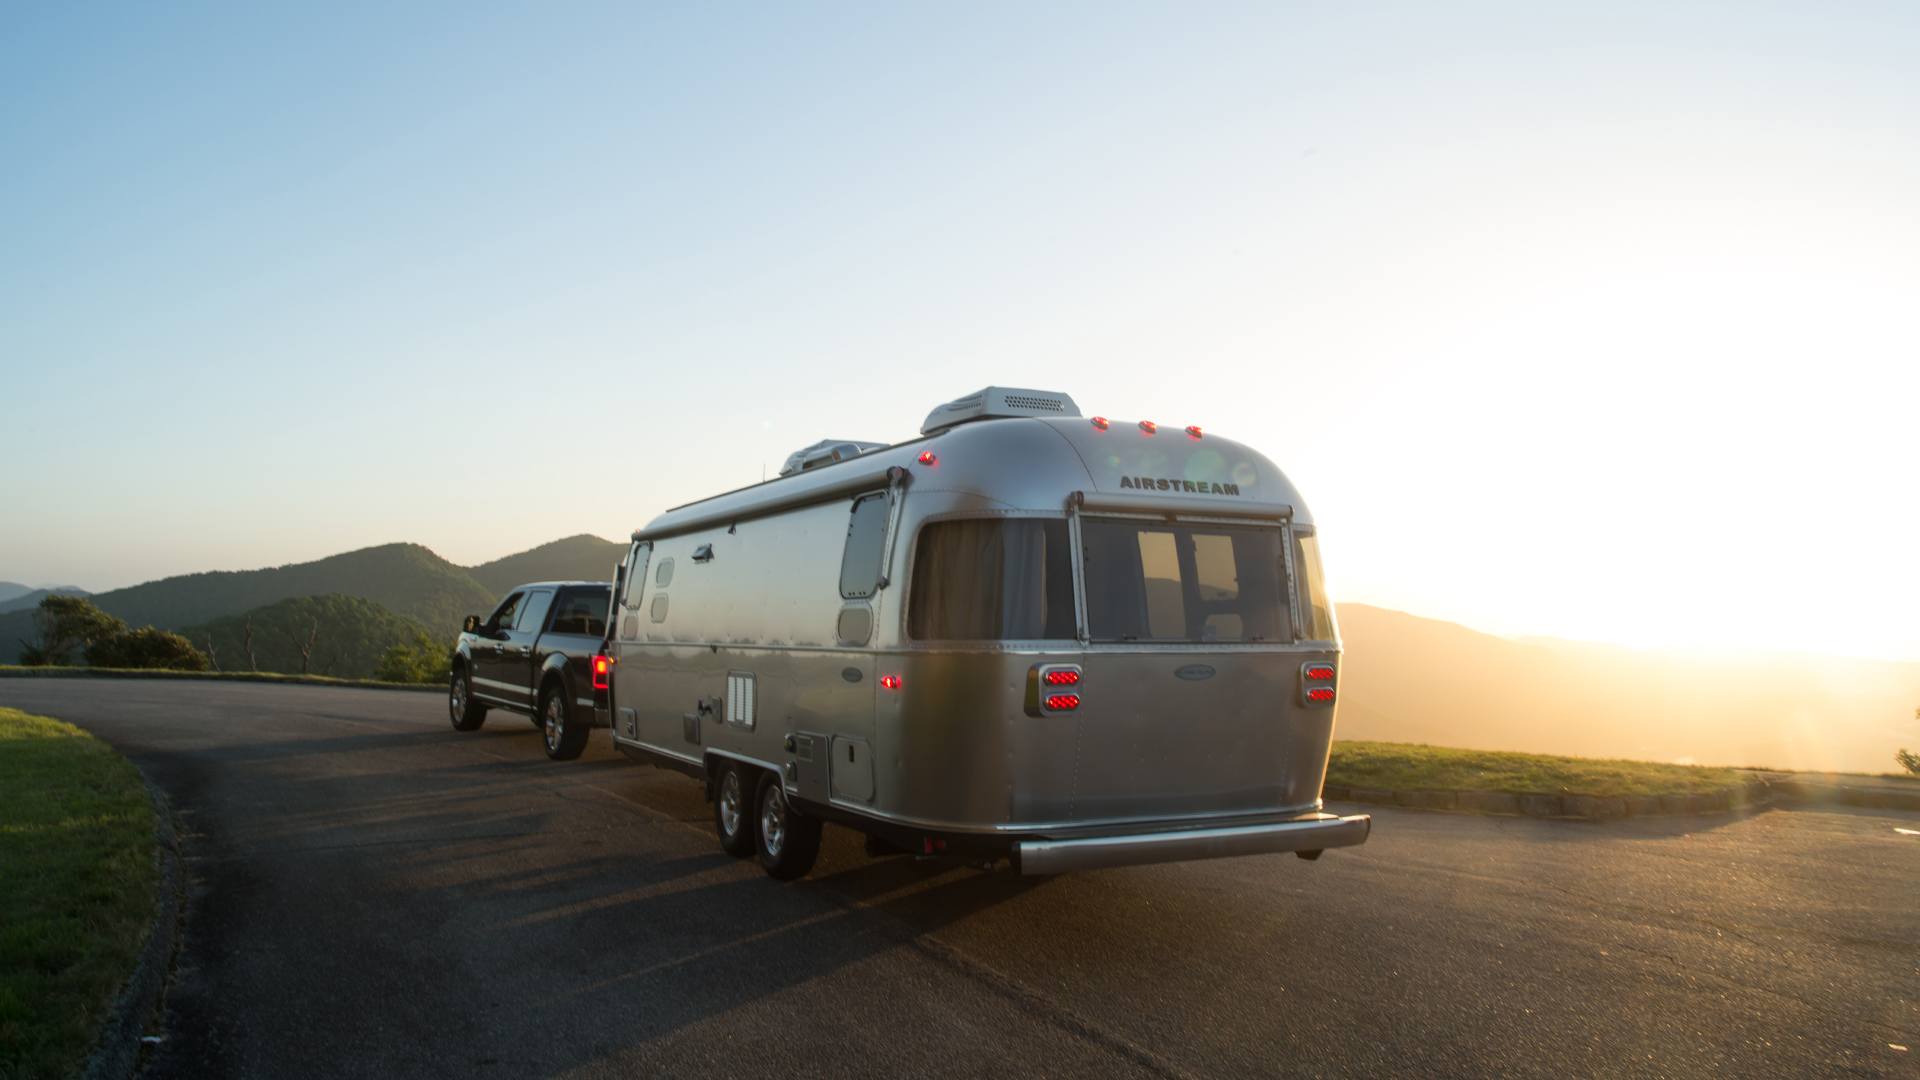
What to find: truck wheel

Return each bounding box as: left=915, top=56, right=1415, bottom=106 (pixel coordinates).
left=755, top=772, right=821, bottom=880
left=449, top=667, right=486, bottom=731
left=712, top=763, right=756, bottom=858
left=540, top=682, right=588, bottom=761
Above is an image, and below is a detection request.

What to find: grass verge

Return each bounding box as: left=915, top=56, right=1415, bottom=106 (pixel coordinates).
left=1327, top=740, right=1751, bottom=796
left=0, top=708, right=159, bottom=1079
left=0, top=665, right=438, bottom=692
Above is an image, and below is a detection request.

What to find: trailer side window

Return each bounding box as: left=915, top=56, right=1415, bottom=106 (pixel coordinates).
left=839, top=493, right=890, bottom=600
left=1293, top=530, right=1337, bottom=641
left=908, top=519, right=1075, bottom=641
left=1082, top=519, right=1290, bottom=643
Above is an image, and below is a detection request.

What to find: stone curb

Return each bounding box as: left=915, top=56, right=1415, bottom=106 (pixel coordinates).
left=1764, top=779, right=1920, bottom=813
left=1322, top=778, right=1776, bottom=821
left=0, top=666, right=440, bottom=693
left=83, top=775, right=185, bottom=1080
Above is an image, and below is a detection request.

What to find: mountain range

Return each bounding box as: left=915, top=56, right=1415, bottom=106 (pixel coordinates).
left=3, top=538, right=1914, bottom=772
left=0, top=535, right=626, bottom=670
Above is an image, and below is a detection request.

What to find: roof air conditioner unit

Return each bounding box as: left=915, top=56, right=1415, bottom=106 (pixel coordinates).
left=920, top=387, right=1081, bottom=435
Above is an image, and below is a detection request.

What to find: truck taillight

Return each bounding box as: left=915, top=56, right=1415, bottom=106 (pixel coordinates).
left=592, top=654, right=612, bottom=691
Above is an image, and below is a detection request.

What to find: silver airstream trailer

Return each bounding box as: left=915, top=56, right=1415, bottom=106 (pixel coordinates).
left=598, top=388, right=1370, bottom=879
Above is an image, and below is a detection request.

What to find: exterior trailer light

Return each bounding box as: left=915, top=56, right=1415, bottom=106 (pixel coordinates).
left=880, top=674, right=903, bottom=690
left=917, top=451, right=937, bottom=466
left=1044, top=693, right=1082, bottom=711
left=1139, top=420, right=1158, bottom=435
left=1186, top=425, right=1203, bottom=440
left=1090, top=416, right=1110, bottom=431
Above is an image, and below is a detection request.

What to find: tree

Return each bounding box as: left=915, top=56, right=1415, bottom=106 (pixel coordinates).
left=19, top=595, right=127, bottom=666
left=375, top=631, right=454, bottom=684
left=286, top=618, right=319, bottom=674
left=87, top=627, right=210, bottom=671
left=241, top=616, right=257, bottom=671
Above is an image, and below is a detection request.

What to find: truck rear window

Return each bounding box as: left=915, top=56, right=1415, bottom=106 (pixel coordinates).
left=549, top=588, right=609, bottom=637
left=908, top=519, right=1075, bottom=641
left=1081, top=519, right=1291, bottom=643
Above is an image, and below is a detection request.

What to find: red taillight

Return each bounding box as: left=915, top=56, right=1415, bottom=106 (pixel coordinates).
left=1139, top=420, right=1157, bottom=435
left=1044, top=693, right=1081, bottom=711
left=1303, top=663, right=1335, bottom=681
left=880, top=674, right=902, bottom=690
left=591, top=654, right=611, bottom=691
left=1091, top=416, right=1110, bottom=431
left=1304, top=686, right=1336, bottom=704
left=917, top=451, right=937, bottom=466
left=1042, top=669, right=1080, bottom=686
left=1185, top=425, right=1203, bottom=440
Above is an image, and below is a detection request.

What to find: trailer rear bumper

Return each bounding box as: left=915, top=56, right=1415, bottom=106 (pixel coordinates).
left=1012, top=812, right=1371, bottom=875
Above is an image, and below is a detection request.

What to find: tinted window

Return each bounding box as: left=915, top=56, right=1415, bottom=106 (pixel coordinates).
left=549, top=587, right=609, bottom=637
left=839, top=493, right=890, bottom=599
left=908, top=519, right=1075, bottom=640
left=1294, top=531, right=1336, bottom=641
left=488, top=592, right=523, bottom=630
left=513, top=589, right=554, bottom=633
left=1081, top=520, right=1289, bottom=643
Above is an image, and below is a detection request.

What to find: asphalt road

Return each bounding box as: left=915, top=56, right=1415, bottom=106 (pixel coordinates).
left=5, top=681, right=1915, bottom=1079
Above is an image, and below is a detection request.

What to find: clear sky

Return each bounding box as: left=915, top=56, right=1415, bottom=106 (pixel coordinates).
left=2, top=2, right=1915, bottom=659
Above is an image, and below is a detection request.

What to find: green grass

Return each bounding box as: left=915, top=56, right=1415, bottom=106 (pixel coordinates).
left=0, top=665, right=439, bottom=692
left=0, top=709, right=158, bottom=1080
left=1327, top=740, right=1752, bottom=796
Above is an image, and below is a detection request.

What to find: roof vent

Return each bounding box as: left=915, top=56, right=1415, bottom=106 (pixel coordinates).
left=779, top=439, right=889, bottom=477
left=920, top=386, right=1081, bottom=435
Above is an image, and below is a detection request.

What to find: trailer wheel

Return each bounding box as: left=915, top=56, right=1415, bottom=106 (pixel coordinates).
left=540, top=682, right=588, bottom=761
left=449, top=667, right=486, bottom=731
left=754, top=772, right=821, bottom=880
left=712, top=763, right=756, bottom=858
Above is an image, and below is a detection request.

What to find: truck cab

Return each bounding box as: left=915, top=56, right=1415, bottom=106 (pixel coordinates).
left=448, top=580, right=612, bottom=759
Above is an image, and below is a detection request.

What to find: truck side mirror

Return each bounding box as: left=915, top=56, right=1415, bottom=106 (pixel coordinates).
left=463, top=615, right=480, bottom=633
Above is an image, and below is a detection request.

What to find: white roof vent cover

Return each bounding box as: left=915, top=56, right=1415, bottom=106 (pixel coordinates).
left=779, top=439, right=889, bottom=477
left=920, top=386, right=1081, bottom=434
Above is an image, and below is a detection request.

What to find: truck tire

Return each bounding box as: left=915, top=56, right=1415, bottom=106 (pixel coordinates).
left=755, top=772, right=821, bottom=880
left=449, top=666, right=486, bottom=731
left=713, top=762, right=756, bottom=858
left=540, top=681, right=588, bottom=761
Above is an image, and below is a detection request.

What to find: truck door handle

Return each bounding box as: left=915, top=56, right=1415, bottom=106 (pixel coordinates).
left=517, top=646, right=531, bottom=656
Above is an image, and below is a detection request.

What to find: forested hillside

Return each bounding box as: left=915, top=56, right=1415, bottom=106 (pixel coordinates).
left=469, top=534, right=625, bottom=594
left=181, top=595, right=438, bottom=678
left=0, top=537, right=623, bottom=664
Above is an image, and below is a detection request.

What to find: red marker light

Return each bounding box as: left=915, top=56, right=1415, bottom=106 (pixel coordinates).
left=1186, top=425, right=1203, bottom=440
left=1044, top=693, right=1081, bottom=711
left=880, top=674, right=903, bottom=690
left=591, top=654, right=612, bottom=691
left=1042, top=669, right=1080, bottom=686
left=1139, top=420, right=1158, bottom=435
left=917, top=451, right=937, bottom=466
left=1090, top=416, right=1110, bottom=431
left=1303, top=663, right=1335, bottom=682
left=1305, top=686, right=1336, bottom=704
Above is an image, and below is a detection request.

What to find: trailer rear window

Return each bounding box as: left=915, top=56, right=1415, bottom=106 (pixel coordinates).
left=908, top=519, right=1075, bottom=641
left=1081, top=519, right=1291, bottom=643
left=1293, top=530, right=1336, bottom=641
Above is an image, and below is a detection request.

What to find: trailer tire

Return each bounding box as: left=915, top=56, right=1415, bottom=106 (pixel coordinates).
left=540, top=681, right=588, bottom=761
left=713, top=763, right=756, bottom=858
left=754, top=773, right=821, bottom=880
left=449, top=666, right=487, bottom=731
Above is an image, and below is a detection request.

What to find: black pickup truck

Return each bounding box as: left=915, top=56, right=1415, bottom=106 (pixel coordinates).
left=448, top=580, right=611, bottom=760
